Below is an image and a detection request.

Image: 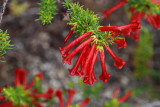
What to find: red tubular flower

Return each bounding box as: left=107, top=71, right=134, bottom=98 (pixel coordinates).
left=114, top=38, right=127, bottom=49
left=130, top=11, right=141, bottom=41
left=102, top=0, right=127, bottom=18
left=151, top=0, right=160, bottom=6
left=118, top=90, right=132, bottom=104
left=55, top=89, right=90, bottom=107
left=0, top=68, right=54, bottom=107
left=64, top=29, right=74, bottom=44
left=99, top=48, right=110, bottom=83
left=55, top=90, right=64, bottom=107
left=66, top=89, right=76, bottom=106
left=79, top=98, right=90, bottom=107
left=31, top=101, right=45, bottom=107
left=132, top=30, right=140, bottom=41
left=98, top=26, right=120, bottom=32
left=83, top=49, right=98, bottom=85
left=79, top=42, right=96, bottom=77
left=26, top=72, right=43, bottom=89
left=112, top=87, right=119, bottom=98
left=0, top=101, right=15, bottom=107
left=63, top=37, right=93, bottom=65
left=68, top=45, right=89, bottom=76
left=147, top=13, right=158, bottom=29
left=104, top=45, right=126, bottom=69
left=14, top=68, right=27, bottom=87
left=98, top=23, right=140, bottom=37
left=59, top=32, right=92, bottom=56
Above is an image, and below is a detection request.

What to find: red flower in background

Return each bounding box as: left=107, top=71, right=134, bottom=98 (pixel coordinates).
left=55, top=89, right=90, bottom=107
left=112, top=87, right=132, bottom=104
left=102, top=0, right=127, bottom=18
left=0, top=68, right=54, bottom=107
left=102, top=0, right=160, bottom=41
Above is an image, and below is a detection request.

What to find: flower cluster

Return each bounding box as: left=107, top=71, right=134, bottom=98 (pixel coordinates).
left=55, top=89, right=90, bottom=107
left=0, top=68, right=54, bottom=107
left=104, top=87, right=132, bottom=107
left=60, top=0, right=140, bottom=85
left=102, top=0, right=160, bottom=41
left=0, top=68, right=90, bottom=107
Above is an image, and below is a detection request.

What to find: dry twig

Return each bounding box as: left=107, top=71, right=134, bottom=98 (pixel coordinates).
left=0, top=0, right=8, bottom=25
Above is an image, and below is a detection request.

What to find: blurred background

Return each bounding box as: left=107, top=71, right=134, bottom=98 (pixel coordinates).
left=0, top=0, right=160, bottom=107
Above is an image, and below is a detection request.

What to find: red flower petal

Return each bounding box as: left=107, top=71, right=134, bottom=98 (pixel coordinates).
left=151, top=0, right=160, bottom=6
left=66, top=89, right=75, bottom=106
left=79, top=98, right=90, bottom=107
left=104, top=45, right=126, bottom=69
left=132, top=29, right=140, bottom=41
left=63, top=37, right=93, bottom=65
left=68, top=45, right=89, bottom=76
left=112, top=87, right=119, bottom=98
left=64, top=29, right=74, bottom=44
left=31, top=101, right=45, bottom=107
left=118, top=90, right=132, bottom=104
left=59, top=32, right=92, bottom=56
left=55, top=90, right=64, bottom=107
left=14, top=68, right=27, bottom=87
left=83, top=49, right=98, bottom=85
left=102, top=0, right=127, bottom=18
left=79, top=42, right=96, bottom=77
left=114, top=38, right=127, bottom=49
left=99, top=49, right=110, bottom=83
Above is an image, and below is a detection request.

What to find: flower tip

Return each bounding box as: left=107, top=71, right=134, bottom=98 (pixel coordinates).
left=68, top=69, right=76, bottom=76
left=102, top=11, right=110, bottom=18
left=55, top=90, right=63, bottom=97
left=83, top=77, right=94, bottom=85
left=99, top=73, right=110, bottom=83
left=114, top=58, right=126, bottom=69
left=35, top=72, right=43, bottom=80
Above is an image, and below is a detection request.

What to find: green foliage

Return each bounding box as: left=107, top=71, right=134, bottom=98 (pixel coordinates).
left=34, top=77, right=43, bottom=93
left=2, top=85, right=32, bottom=106
left=78, top=79, right=102, bottom=99
left=68, top=104, right=79, bottom=107
left=133, top=27, right=153, bottom=79
left=63, top=0, right=113, bottom=47
left=131, top=85, right=153, bottom=98
left=9, top=0, right=28, bottom=16
left=37, top=0, right=57, bottom=25
left=104, top=99, right=130, bottom=107
left=104, top=99, right=119, bottom=107
left=128, top=0, right=160, bottom=15
left=0, top=29, right=13, bottom=62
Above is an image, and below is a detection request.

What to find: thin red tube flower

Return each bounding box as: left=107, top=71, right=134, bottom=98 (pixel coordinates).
left=151, top=0, right=160, bottom=6
left=64, top=29, right=74, bottom=44
left=118, top=90, right=132, bottom=104
left=0, top=68, right=54, bottom=107
left=59, top=32, right=92, bottom=56
left=55, top=90, right=64, bottom=107
left=79, top=98, right=90, bottom=107
left=79, top=42, right=96, bottom=77
left=83, top=49, right=98, bottom=85
left=55, top=89, right=90, bottom=107
left=104, top=45, right=126, bottom=69
left=114, top=38, right=127, bottom=49
left=62, top=37, right=93, bottom=65
left=102, top=0, right=127, bottom=18
left=112, top=87, right=119, bottom=98
left=66, top=89, right=76, bottom=106
left=99, top=48, right=110, bottom=83
left=68, top=45, right=89, bottom=76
